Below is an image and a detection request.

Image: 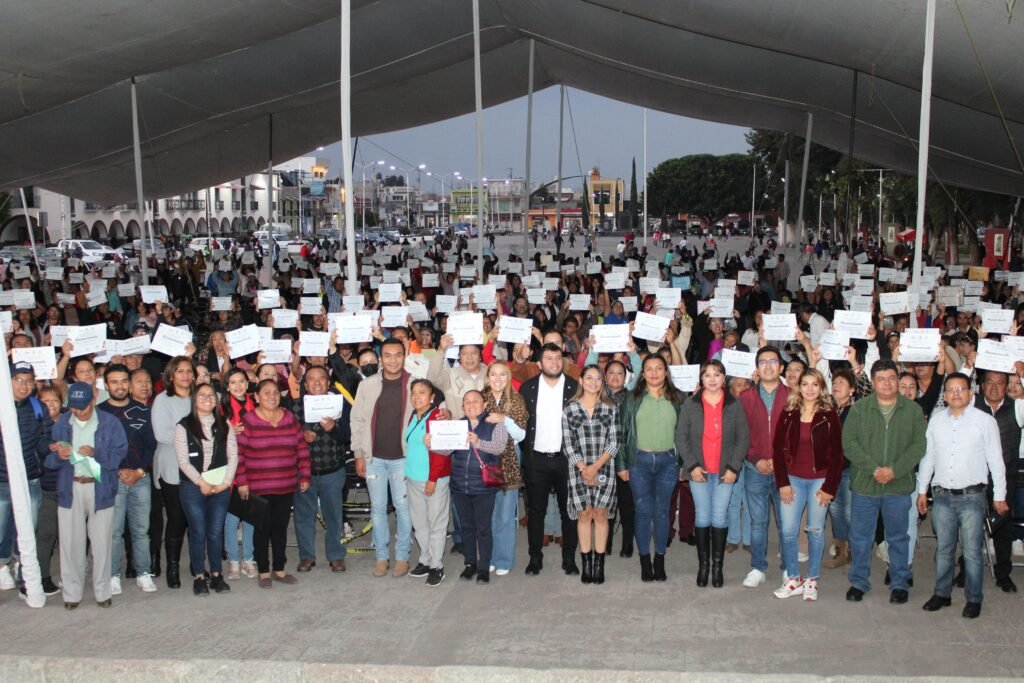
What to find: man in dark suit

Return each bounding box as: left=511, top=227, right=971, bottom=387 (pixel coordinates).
left=519, top=343, right=580, bottom=576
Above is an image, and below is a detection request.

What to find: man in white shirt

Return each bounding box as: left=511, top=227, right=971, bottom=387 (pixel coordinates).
left=916, top=373, right=1007, bottom=619
left=518, top=344, right=579, bottom=576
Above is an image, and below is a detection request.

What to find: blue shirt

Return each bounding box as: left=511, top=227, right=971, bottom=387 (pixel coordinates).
left=404, top=410, right=432, bottom=482
left=758, top=382, right=778, bottom=413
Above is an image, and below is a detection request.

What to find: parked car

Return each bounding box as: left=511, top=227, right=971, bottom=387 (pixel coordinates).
left=55, top=239, right=118, bottom=263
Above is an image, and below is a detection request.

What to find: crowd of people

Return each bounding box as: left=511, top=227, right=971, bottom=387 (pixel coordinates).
left=0, top=228, right=1019, bottom=620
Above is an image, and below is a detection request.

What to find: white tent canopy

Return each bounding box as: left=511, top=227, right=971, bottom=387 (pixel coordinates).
left=1, top=0, right=1022, bottom=203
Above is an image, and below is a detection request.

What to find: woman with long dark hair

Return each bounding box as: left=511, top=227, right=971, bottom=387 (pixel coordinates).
left=175, top=383, right=238, bottom=595
left=219, top=368, right=257, bottom=579
left=616, top=355, right=684, bottom=582
left=562, top=365, right=620, bottom=584
left=772, top=368, right=844, bottom=601
left=677, top=359, right=751, bottom=588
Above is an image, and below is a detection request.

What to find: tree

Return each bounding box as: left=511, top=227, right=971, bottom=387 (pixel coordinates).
left=629, top=157, right=638, bottom=229
left=382, top=175, right=405, bottom=187
left=646, top=153, right=753, bottom=225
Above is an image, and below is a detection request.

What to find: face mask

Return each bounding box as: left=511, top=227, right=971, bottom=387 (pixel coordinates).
left=360, top=363, right=379, bottom=377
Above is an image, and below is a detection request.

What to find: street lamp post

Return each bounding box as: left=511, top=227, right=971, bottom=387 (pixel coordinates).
left=355, top=160, right=385, bottom=238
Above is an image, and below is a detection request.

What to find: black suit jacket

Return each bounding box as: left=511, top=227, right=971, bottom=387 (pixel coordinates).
left=519, top=373, right=579, bottom=459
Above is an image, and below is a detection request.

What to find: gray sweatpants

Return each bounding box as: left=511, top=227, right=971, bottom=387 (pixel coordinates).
left=58, top=482, right=114, bottom=603
left=407, top=478, right=450, bottom=570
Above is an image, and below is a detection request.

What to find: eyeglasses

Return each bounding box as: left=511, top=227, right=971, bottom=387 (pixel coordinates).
left=757, top=359, right=780, bottom=367
left=12, top=376, right=34, bottom=384
left=944, top=387, right=969, bottom=395
left=196, top=393, right=217, bottom=400
left=874, top=376, right=898, bottom=383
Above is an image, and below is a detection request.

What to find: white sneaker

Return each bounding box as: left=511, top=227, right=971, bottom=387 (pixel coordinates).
left=489, top=565, right=496, bottom=573
left=110, top=576, right=122, bottom=596
left=742, top=569, right=766, bottom=588
left=802, top=577, right=818, bottom=601
left=798, top=552, right=809, bottom=563
left=774, top=576, right=804, bottom=599
left=0, top=565, right=14, bottom=591
left=1013, top=540, right=1024, bottom=557
left=875, top=540, right=889, bottom=563
left=495, top=568, right=509, bottom=576
left=241, top=561, right=258, bottom=578
left=136, top=574, right=157, bottom=593
left=226, top=560, right=241, bottom=580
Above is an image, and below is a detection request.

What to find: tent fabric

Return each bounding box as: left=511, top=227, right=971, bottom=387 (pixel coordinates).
left=0, top=0, right=1022, bottom=204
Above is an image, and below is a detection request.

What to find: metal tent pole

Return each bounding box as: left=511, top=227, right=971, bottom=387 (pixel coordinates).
left=472, top=0, right=485, bottom=276
left=797, top=113, right=813, bottom=240
left=18, top=188, right=41, bottom=273
left=555, top=85, right=564, bottom=245
left=523, top=39, right=534, bottom=256
left=130, top=79, right=149, bottom=285
left=911, top=0, right=937, bottom=298
left=341, top=0, right=357, bottom=292
left=643, top=107, right=648, bottom=248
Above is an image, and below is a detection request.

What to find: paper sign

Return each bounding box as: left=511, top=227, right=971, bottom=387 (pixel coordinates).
left=272, top=309, right=299, bottom=329
left=819, top=330, right=851, bottom=361
left=12, top=346, right=57, bottom=380
left=898, top=328, right=941, bottom=363
left=428, top=420, right=469, bottom=450
left=668, top=365, right=700, bottom=392
left=590, top=324, right=631, bottom=353
left=497, top=316, right=533, bottom=345
left=569, top=294, right=591, bottom=311
left=139, top=285, right=169, bottom=304
left=604, top=272, right=626, bottom=290
left=299, top=297, right=322, bottom=316
left=226, top=325, right=262, bottom=359
left=737, top=271, right=755, bottom=287
left=421, top=273, right=440, bottom=288
left=45, top=266, right=64, bottom=281
left=436, top=295, right=457, bottom=313
left=619, top=296, right=638, bottom=313
left=210, top=297, right=233, bottom=312
left=0, top=312, right=10, bottom=334
left=968, top=266, right=990, bottom=282
left=117, top=283, right=137, bottom=297
left=935, top=286, right=963, bottom=308
left=320, top=262, right=341, bottom=276
left=85, top=289, right=107, bottom=309
left=303, top=394, right=345, bottom=422
left=67, top=324, right=107, bottom=357
left=762, top=314, right=798, bottom=341
left=380, top=306, right=409, bottom=328
left=833, top=310, right=871, bottom=339
left=261, top=339, right=292, bottom=364
left=333, top=314, right=373, bottom=344
left=108, top=336, right=151, bottom=357
left=879, top=292, right=911, bottom=316
left=631, top=312, right=670, bottom=342
left=981, top=308, right=1013, bottom=335
left=818, top=272, right=836, bottom=287
left=656, top=288, right=681, bottom=311
left=770, top=301, right=792, bottom=315
left=150, top=324, right=193, bottom=357
left=975, top=339, right=1015, bottom=373
left=722, top=349, right=756, bottom=378
left=299, top=331, right=330, bottom=357
left=448, top=312, right=483, bottom=346
left=257, top=290, right=281, bottom=309
left=379, top=283, right=402, bottom=302
left=14, top=290, right=36, bottom=310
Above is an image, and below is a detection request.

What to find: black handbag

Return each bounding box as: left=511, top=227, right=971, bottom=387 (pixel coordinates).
left=986, top=509, right=1010, bottom=537
left=229, top=488, right=269, bottom=529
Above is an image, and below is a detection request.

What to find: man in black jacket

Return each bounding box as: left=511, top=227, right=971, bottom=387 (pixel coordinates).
left=519, top=343, right=579, bottom=576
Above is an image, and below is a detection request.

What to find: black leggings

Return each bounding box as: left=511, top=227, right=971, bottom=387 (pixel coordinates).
left=152, top=479, right=187, bottom=553
left=254, top=493, right=294, bottom=574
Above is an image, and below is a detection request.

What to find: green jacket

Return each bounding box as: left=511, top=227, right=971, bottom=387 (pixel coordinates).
left=616, top=390, right=683, bottom=472
left=841, top=394, right=926, bottom=496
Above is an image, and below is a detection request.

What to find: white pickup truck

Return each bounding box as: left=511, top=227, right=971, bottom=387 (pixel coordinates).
left=56, top=239, right=118, bottom=264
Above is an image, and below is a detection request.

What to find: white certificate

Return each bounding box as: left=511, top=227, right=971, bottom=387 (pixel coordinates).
left=50, top=325, right=71, bottom=347
left=150, top=324, right=193, bottom=357
left=497, top=316, right=533, bottom=345
left=320, top=262, right=341, bottom=276
left=67, top=324, right=107, bottom=357
left=722, top=348, right=757, bottom=378
left=421, top=273, right=440, bottom=288
left=257, top=290, right=281, bottom=309
left=935, top=287, right=963, bottom=308
left=117, top=283, right=137, bottom=297
left=342, top=295, right=365, bottom=311
left=378, top=282, right=402, bottom=302
left=68, top=273, right=83, bottom=285
left=619, top=296, right=638, bottom=313
left=656, top=287, right=681, bottom=311
left=436, top=295, right=458, bottom=313
left=819, top=330, right=850, bottom=361
left=472, top=284, right=497, bottom=309
left=448, top=312, right=483, bottom=346
left=109, top=335, right=151, bottom=357
left=526, top=288, right=546, bottom=305
left=210, top=297, right=233, bottom=312
left=303, top=394, right=345, bottom=422
left=852, top=279, right=874, bottom=296
left=849, top=295, right=874, bottom=313
left=139, top=285, right=169, bottom=304
left=981, top=308, right=1013, bottom=335
left=13, top=289, right=36, bottom=309
left=226, top=325, right=261, bottom=359
left=639, top=277, right=659, bottom=295
left=408, top=301, right=431, bottom=322
left=12, top=346, right=57, bottom=380
left=604, top=272, right=626, bottom=290
left=770, top=301, right=792, bottom=315
left=0, top=311, right=10, bottom=334
left=703, top=258, right=718, bottom=271
left=709, top=296, right=733, bottom=319
left=591, top=324, right=631, bottom=353
left=380, top=306, right=409, bottom=328
left=1002, top=336, right=1024, bottom=363
left=669, top=364, right=700, bottom=392
left=569, top=294, right=591, bottom=311
left=586, top=261, right=602, bottom=275
left=879, top=292, right=911, bottom=316
left=55, top=293, right=76, bottom=305
left=299, top=279, right=319, bottom=296
left=800, top=275, right=818, bottom=292
left=898, top=328, right=941, bottom=363
left=833, top=310, right=871, bottom=339
left=762, top=314, right=798, bottom=341
left=975, top=339, right=1016, bottom=373
left=736, top=271, right=755, bottom=287
left=45, top=266, right=64, bottom=281
left=272, top=309, right=299, bottom=329
left=333, top=313, right=373, bottom=344
left=632, top=312, right=670, bottom=342
left=299, top=297, right=322, bottom=316
left=818, top=272, right=836, bottom=287
left=84, top=289, right=107, bottom=309
left=299, top=331, right=330, bottom=357
left=428, top=420, right=469, bottom=450
left=261, top=339, right=293, bottom=364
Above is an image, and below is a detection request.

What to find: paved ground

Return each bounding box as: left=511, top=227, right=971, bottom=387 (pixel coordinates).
left=1, top=508, right=1021, bottom=679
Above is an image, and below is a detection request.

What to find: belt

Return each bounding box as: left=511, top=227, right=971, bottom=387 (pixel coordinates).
left=534, top=451, right=562, bottom=458
left=935, top=484, right=986, bottom=496
left=73, top=476, right=96, bottom=484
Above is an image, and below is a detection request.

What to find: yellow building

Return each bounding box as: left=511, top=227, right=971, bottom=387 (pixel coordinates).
left=587, top=167, right=623, bottom=230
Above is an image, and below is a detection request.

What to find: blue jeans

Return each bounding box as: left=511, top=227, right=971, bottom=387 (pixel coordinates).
left=932, top=488, right=986, bottom=603
left=849, top=491, right=912, bottom=593
left=727, top=467, right=751, bottom=545
left=491, top=488, right=519, bottom=570
left=111, top=475, right=152, bottom=577
left=224, top=513, right=254, bottom=562
left=779, top=476, right=829, bottom=579
left=178, top=479, right=230, bottom=575
left=829, top=468, right=852, bottom=541
left=690, top=474, right=734, bottom=528
left=0, top=479, right=42, bottom=564
left=366, top=457, right=411, bottom=562
left=294, top=467, right=347, bottom=562
left=629, top=450, right=679, bottom=556
left=745, top=461, right=782, bottom=573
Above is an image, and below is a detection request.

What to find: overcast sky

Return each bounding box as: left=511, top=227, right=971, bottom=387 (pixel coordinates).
left=314, top=88, right=749, bottom=193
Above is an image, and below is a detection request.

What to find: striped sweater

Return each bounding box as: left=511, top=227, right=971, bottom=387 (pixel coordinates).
left=235, top=409, right=311, bottom=495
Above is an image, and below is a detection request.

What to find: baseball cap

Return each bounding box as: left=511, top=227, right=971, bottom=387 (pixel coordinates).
left=10, top=361, right=34, bottom=377
left=67, top=382, right=94, bottom=410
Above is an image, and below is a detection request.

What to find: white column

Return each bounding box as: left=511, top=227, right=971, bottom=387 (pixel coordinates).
left=0, top=332, right=44, bottom=607
left=340, top=0, right=358, bottom=291
left=472, top=0, right=485, bottom=275
left=18, top=188, right=40, bottom=273
left=911, top=0, right=937, bottom=297
left=643, top=108, right=648, bottom=247
left=523, top=39, right=534, bottom=255
left=878, top=169, right=885, bottom=247
left=555, top=85, right=564, bottom=241
left=130, top=79, right=149, bottom=284
left=797, top=113, right=813, bottom=237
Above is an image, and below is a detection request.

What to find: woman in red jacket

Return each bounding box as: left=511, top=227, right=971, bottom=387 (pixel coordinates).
left=404, top=379, right=450, bottom=587
left=771, top=368, right=845, bottom=602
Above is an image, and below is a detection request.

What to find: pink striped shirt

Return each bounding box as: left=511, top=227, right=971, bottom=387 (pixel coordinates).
left=235, top=409, right=311, bottom=495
